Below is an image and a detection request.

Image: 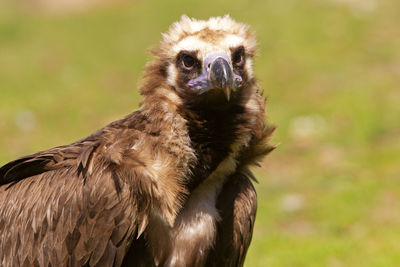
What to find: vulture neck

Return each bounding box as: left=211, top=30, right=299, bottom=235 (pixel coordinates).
left=178, top=88, right=254, bottom=192
left=139, top=80, right=256, bottom=194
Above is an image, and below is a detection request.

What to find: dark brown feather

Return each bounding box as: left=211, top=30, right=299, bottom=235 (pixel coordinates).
left=0, top=110, right=192, bottom=266
left=206, top=171, right=258, bottom=267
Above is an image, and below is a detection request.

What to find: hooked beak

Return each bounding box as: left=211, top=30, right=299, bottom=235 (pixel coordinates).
left=209, top=57, right=232, bottom=101
left=187, top=52, right=243, bottom=101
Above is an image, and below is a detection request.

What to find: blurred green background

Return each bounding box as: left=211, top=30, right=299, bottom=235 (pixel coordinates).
left=1, top=0, right=399, bottom=266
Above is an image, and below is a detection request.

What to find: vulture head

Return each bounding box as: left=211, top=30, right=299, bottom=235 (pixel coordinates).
left=141, top=15, right=258, bottom=108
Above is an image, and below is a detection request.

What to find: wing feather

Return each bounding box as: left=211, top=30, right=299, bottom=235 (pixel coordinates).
left=206, top=170, right=257, bottom=267
left=0, top=115, right=151, bottom=267
left=0, top=162, right=141, bottom=266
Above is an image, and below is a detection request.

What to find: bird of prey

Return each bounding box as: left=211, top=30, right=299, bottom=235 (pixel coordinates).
left=0, top=15, right=274, bottom=267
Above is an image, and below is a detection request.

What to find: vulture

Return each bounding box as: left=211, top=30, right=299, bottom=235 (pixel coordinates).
left=0, top=15, right=274, bottom=267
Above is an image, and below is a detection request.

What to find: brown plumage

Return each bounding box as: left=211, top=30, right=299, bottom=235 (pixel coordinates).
left=0, top=15, right=274, bottom=267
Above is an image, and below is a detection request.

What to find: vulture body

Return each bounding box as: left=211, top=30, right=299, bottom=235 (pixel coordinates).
left=0, top=15, right=274, bottom=267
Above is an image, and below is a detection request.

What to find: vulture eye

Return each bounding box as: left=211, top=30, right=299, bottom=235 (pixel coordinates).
left=182, top=54, right=196, bottom=70
left=232, top=47, right=245, bottom=67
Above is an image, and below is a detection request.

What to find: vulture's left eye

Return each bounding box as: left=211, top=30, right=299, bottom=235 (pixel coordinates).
left=232, top=46, right=245, bottom=67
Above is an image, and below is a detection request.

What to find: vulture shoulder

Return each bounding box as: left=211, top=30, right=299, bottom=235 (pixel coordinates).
left=0, top=111, right=162, bottom=267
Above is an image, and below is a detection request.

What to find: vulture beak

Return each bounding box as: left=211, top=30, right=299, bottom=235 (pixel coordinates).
left=187, top=52, right=243, bottom=101
left=209, top=57, right=232, bottom=101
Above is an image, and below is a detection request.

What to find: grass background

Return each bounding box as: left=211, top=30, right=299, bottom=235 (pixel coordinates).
left=0, top=0, right=399, bottom=266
